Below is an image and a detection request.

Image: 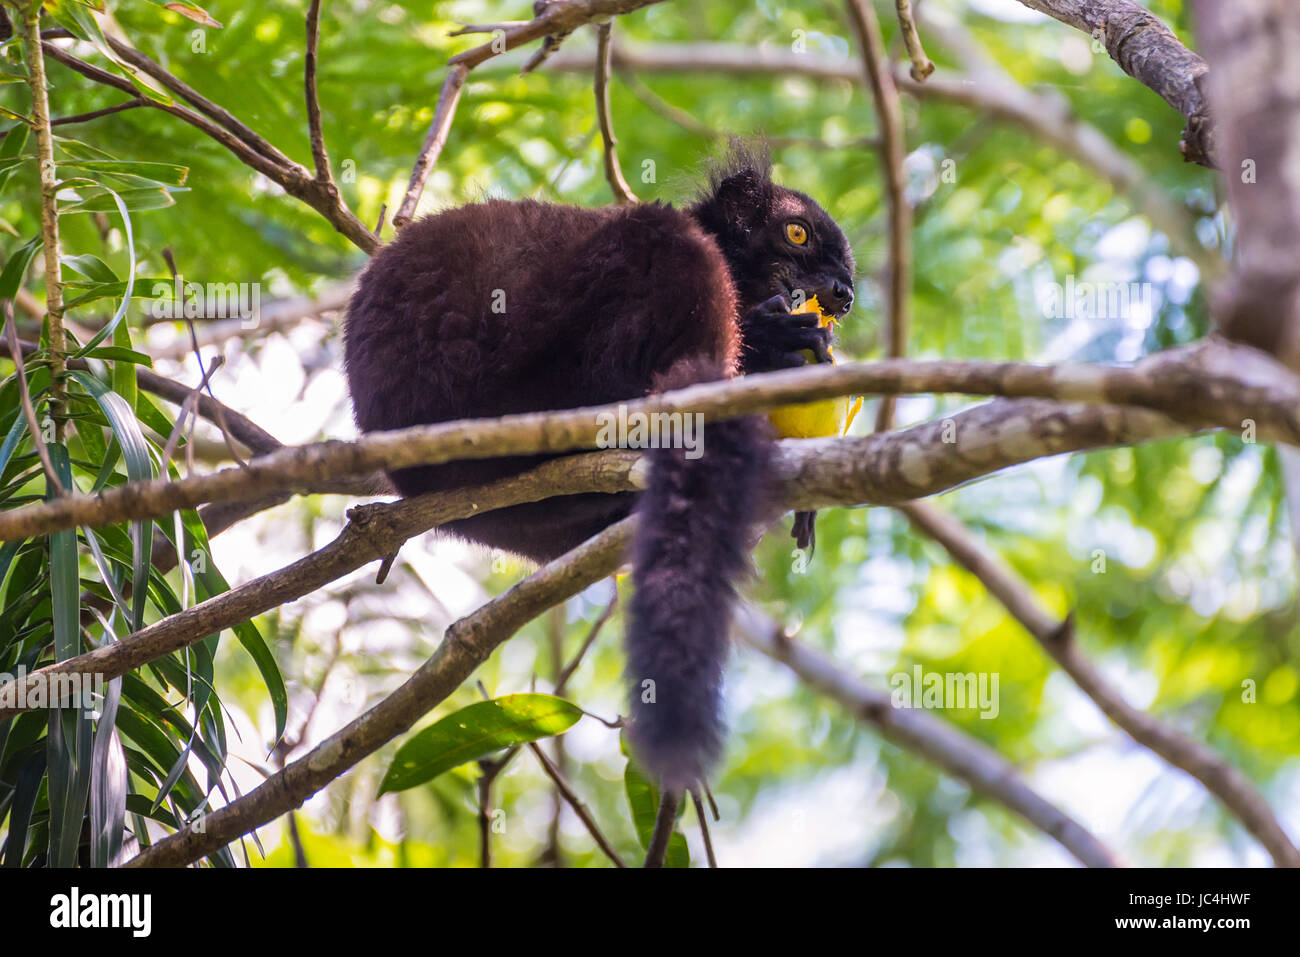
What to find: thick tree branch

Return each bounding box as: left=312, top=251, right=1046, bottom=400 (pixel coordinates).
left=0, top=452, right=638, bottom=721
left=1194, top=0, right=1300, bottom=366
left=1009, top=0, right=1214, bottom=165
left=1, top=339, right=1294, bottom=542
left=737, top=607, right=1118, bottom=867
left=913, top=14, right=1221, bottom=281
left=899, top=501, right=1300, bottom=868
left=0, top=378, right=1206, bottom=724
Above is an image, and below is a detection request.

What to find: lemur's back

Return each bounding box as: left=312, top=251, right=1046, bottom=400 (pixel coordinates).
left=342, top=196, right=738, bottom=561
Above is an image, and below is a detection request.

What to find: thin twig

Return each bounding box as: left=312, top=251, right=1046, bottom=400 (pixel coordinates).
left=159, top=355, right=225, bottom=475
left=392, top=0, right=667, bottom=228
left=304, top=0, right=334, bottom=185
left=476, top=757, right=505, bottom=868
left=845, top=0, right=912, bottom=433
left=22, top=4, right=66, bottom=442
left=51, top=97, right=147, bottom=127
left=555, top=587, right=619, bottom=693
left=391, top=64, right=468, bottom=228
left=690, top=788, right=717, bottom=867
left=643, top=789, right=680, bottom=867
left=894, top=0, right=935, bottom=80
left=526, top=739, right=628, bottom=867
left=539, top=40, right=1215, bottom=275
left=39, top=42, right=377, bottom=253
left=102, top=35, right=295, bottom=169
left=594, top=22, right=637, bottom=204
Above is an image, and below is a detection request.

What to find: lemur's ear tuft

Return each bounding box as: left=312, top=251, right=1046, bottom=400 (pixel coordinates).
left=698, top=140, right=774, bottom=231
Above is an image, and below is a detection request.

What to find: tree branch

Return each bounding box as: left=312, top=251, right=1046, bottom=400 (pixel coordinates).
left=737, top=607, right=1118, bottom=867
left=304, top=0, right=333, bottom=185
left=526, top=739, right=627, bottom=867
left=1, top=339, right=1294, bottom=541
left=23, top=5, right=67, bottom=441
left=124, top=516, right=635, bottom=867
left=392, top=0, right=666, bottom=227
left=39, top=40, right=377, bottom=253
left=845, top=0, right=911, bottom=432
left=541, top=38, right=1218, bottom=281
left=899, top=500, right=1300, bottom=868
left=912, top=13, right=1220, bottom=281
left=1193, top=0, right=1300, bottom=365
left=594, top=21, right=637, bottom=204
left=1009, top=0, right=1215, bottom=165
left=894, top=0, right=935, bottom=81
left=0, top=452, right=638, bottom=721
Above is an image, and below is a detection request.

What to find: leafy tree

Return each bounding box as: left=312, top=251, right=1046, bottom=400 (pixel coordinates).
left=0, top=0, right=1296, bottom=868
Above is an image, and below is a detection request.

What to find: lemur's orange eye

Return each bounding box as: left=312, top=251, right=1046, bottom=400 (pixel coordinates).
left=785, top=222, right=808, bottom=246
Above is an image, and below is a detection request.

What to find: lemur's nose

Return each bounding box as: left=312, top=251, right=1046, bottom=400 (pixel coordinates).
left=831, top=280, right=854, bottom=315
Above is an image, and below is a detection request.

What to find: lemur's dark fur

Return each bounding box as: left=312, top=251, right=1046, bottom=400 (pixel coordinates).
left=343, top=151, right=855, bottom=791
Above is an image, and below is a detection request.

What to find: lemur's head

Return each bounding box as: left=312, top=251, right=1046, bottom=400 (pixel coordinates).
left=690, top=151, right=856, bottom=319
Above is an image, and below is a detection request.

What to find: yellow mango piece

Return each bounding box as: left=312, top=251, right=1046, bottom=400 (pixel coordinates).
left=767, top=296, right=863, bottom=439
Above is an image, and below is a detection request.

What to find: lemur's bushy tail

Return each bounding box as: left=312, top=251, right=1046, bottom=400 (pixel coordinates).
left=625, top=358, right=772, bottom=792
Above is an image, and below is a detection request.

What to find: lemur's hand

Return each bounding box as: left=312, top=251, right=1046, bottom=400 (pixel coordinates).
left=738, top=294, right=833, bottom=373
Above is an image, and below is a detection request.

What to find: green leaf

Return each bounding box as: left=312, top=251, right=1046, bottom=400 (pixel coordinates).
left=62, top=182, right=136, bottom=358
left=81, top=346, right=152, bottom=366
left=59, top=184, right=177, bottom=214
left=47, top=445, right=93, bottom=869
left=62, top=278, right=171, bottom=311
left=623, top=756, right=690, bottom=868
left=89, top=672, right=126, bottom=869
left=0, top=413, right=27, bottom=481
left=183, top=508, right=287, bottom=742
left=0, top=148, right=29, bottom=198
left=0, top=236, right=43, bottom=300
left=56, top=160, right=189, bottom=187
left=46, top=0, right=172, bottom=105
left=144, top=0, right=224, bottom=29
left=1, top=750, right=44, bottom=867
left=379, top=694, right=583, bottom=794
left=60, top=253, right=118, bottom=284
left=69, top=371, right=153, bottom=630
left=111, top=315, right=138, bottom=412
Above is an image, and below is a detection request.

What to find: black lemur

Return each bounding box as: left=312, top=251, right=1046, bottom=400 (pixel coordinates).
left=343, top=153, right=855, bottom=793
